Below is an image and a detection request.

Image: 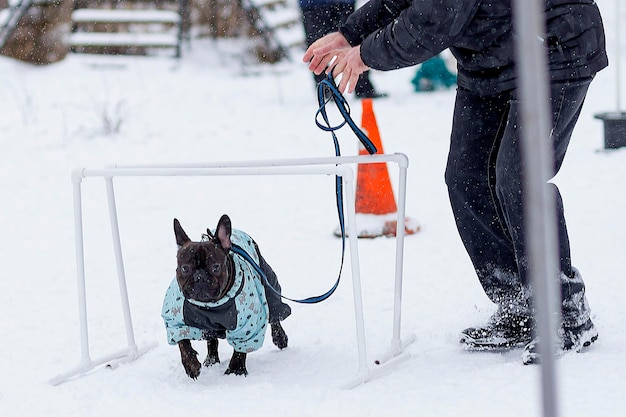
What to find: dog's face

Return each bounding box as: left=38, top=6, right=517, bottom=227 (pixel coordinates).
left=173, top=215, right=234, bottom=303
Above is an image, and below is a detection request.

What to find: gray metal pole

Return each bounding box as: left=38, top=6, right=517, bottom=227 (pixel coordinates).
left=510, top=1, right=561, bottom=417
left=616, top=0, right=622, bottom=112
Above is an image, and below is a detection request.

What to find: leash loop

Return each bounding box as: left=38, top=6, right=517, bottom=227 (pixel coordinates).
left=234, top=74, right=376, bottom=304
left=315, top=74, right=378, bottom=155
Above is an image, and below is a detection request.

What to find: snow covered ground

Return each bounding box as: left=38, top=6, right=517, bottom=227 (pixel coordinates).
left=1, top=4, right=625, bottom=416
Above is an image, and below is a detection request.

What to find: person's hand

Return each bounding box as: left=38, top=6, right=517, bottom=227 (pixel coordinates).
left=303, top=32, right=370, bottom=94
left=330, top=45, right=369, bottom=94
left=303, top=32, right=351, bottom=76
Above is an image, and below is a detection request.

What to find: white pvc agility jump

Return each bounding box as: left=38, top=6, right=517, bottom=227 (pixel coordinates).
left=50, top=154, right=415, bottom=388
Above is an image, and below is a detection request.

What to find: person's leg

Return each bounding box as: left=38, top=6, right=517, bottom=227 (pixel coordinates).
left=302, top=5, right=344, bottom=47
left=451, top=79, right=597, bottom=355
left=302, top=4, right=382, bottom=96
left=332, top=3, right=381, bottom=97
left=447, top=87, right=536, bottom=349
left=302, top=5, right=348, bottom=86
left=493, top=77, right=597, bottom=362
left=445, top=87, right=526, bottom=310
left=496, top=77, right=593, bottom=327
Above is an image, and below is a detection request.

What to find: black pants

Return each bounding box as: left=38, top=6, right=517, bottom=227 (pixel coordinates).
left=301, top=4, right=376, bottom=96
left=444, top=78, right=593, bottom=326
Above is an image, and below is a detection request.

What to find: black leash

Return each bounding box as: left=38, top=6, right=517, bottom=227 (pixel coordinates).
left=233, top=74, right=377, bottom=304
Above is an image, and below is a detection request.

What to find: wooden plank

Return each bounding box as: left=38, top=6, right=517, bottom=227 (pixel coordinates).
left=68, top=32, right=179, bottom=47
left=72, top=9, right=180, bottom=24
left=249, top=0, right=287, bottom=9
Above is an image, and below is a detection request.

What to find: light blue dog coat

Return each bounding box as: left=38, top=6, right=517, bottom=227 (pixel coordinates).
left=161, top=230, right=269, bottom=353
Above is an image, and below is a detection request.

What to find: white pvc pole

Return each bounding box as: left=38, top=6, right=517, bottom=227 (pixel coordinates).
left=391, top=157, right=408, bottom=346
left=49, top=177, right=95, bottom=386
left=342, top=171, right=369, bottom=374
left=511, top=1, right=561, bottom=417
left=105, top=177, right=139, bottom=357
left=72, top=176, right=91, bottom=368
left=82, top=165, right=352, bottom=179
left=371, top=157, right=416, bottom=366
left=109, top=153, right=409, bottom=170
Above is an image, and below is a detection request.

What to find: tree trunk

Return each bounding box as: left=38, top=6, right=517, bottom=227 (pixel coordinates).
left=1, top=0, right=74, bottom=65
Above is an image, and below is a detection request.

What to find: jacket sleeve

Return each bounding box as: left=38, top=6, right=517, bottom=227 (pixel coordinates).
left=339, top=0, right=411, bottom=46
left=161, top=278, right=205, bottom=345
left=341, top=0, right=481, bottom=71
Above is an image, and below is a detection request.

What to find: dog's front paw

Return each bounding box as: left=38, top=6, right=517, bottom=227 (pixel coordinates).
left=225, top=351, right=248, bottom=376
left=203, top=355, right=220, bottom=367
left=225, top=365, right=248, bottom=376
left=271, top=322, right=288, bottom=350
left=178, top=340, right=202, bottom=379
left=204, top=338, right=220, bottom=367
left=183, top=357, right=202, bottom=379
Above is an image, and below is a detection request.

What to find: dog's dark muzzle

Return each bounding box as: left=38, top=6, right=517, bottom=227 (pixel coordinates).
left=193, top=269, right=210, bottom=283
left=186, top=270, right=222, bottom=301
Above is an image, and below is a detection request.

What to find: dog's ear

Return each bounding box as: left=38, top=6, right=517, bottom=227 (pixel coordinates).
left=173, top=218, right=191, bottom=248
left=215, top=214, right=232, bottom=250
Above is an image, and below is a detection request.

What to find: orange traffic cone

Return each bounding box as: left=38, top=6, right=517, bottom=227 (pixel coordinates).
left=341, top=98, right=421, bottom=238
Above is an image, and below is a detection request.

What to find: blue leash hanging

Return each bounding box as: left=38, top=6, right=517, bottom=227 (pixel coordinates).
left=233, top=73, right=377, bottom=304
left=314, top=74, right=377, bottom=155
left=230, top=243, right=339, bottom=304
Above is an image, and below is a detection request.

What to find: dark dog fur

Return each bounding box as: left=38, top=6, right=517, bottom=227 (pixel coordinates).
left=173, top=215, right=288, bottom=378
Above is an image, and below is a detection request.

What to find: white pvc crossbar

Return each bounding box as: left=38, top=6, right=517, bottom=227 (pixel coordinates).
left=50, top=154, right=415, bottom=387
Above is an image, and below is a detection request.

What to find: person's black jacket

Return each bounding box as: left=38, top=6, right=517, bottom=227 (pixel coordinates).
left=339, top=0, right=608, bottom=94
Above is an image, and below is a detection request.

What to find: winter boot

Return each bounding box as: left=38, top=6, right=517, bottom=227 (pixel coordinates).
left=521, top=318, right=598, bottom=365
left=460, top=310, right=534, bottom=350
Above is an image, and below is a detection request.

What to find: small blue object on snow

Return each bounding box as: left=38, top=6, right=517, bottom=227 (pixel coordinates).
left=411, top=55, right=457, bottom=92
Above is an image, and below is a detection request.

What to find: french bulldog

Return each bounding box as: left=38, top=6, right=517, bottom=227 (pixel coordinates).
left=161, top=215, right=290, bottom=378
